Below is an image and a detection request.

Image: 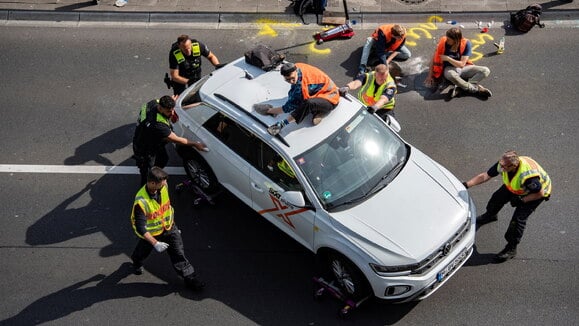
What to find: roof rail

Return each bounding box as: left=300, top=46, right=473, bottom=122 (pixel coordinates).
left=214, top=93, right=290, bottom=147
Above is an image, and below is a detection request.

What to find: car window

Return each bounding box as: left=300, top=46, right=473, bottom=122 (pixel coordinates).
left=296, top=110, right=407, bottom=210
left=203, top=113, right=257, bottom=163
left=258, top=143, right=303, bottom=192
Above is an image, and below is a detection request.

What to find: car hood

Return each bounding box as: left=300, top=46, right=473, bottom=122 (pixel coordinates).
left=329, top=149, right=468, bottom=264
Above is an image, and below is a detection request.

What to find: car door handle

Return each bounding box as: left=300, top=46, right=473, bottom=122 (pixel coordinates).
left=251, top=182, right=264, bottom=192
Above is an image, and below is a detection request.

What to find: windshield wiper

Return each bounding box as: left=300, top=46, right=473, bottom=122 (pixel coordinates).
left=368, top=160, right=404, bottom=194
left=329, top=161, right=405, bottom=210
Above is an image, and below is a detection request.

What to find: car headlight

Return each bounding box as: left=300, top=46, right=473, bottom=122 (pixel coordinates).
left=369, top=262, right=417, bottom=276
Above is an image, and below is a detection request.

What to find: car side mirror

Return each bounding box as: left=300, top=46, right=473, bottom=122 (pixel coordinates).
left=280, top=191, right=306, bottom=208
left=384, top=115, right=401, bottom=132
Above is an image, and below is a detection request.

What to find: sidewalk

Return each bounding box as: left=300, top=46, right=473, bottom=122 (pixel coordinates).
left=0, top=0, right=577, bottom=25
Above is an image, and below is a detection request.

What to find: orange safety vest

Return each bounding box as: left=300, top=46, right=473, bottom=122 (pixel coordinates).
left=296, top=63, right=339, bottom=105
left=371, top=24, right=405, bottom=51
left=131, top=184, right=174, bottom=238
left=498, top=156, right=552, bottom=197
left=431, top=36, right=473, bottom=79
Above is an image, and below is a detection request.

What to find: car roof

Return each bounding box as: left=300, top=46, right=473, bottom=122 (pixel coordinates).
left=199, top=57, right=363, bottom=158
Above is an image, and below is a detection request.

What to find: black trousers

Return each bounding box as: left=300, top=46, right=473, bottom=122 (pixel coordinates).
left=291, top=98, right=336, bottom=124
left=134, top=146, right=169, bottom=186
left=130, top=225, right=196, bottom=281
left=485, top=185, right=545, bottom=246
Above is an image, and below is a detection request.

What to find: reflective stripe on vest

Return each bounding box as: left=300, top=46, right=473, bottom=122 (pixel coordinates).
left=277, top=159, right=295, bottom=179
left=172, top=42, right=201, bottom=67
left=499, top=156, right=552, bottom=197
left=296, top=63, right=339, bottom=105
left=431, top=37, right=472, bottom=79
left=371, top=24, right=405, bottom=51
left=138, top=99, right=170, bottom=127
left=358, top=72, right=396, bottom=109
left=131, top=185, right=174, bottom=238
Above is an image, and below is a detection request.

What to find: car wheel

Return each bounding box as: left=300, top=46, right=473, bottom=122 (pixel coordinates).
left=326, top=253, right=372, bottom=301
left=183, top=157, right=219, bottom=194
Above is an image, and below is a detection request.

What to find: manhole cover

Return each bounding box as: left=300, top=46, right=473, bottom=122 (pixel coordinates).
left=398, top=0, right=428, bottom=4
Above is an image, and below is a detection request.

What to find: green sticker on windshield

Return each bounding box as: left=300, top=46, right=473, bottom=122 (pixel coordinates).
left=322, top=191, right=332, bottom=199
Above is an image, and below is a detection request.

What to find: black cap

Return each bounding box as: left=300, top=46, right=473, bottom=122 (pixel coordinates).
left=280, top=62, right=297, bottom=76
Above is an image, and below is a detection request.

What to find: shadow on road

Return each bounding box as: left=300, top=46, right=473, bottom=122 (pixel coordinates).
left=18, top=124, right=420, bottom=325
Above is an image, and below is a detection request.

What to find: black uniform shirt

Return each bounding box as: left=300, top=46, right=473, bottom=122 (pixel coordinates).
left=168, top=40, right=211, bottom=78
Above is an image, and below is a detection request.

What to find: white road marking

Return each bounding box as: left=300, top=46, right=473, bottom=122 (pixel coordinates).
left=0, top=164, right=186, bottom=175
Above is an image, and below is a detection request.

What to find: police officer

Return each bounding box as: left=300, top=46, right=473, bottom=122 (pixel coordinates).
left=169, top=34, right=220, bottom=95
left=132, top=95, right=208, bottom=186
left=462, top=150, right=552, bottom=262
left=130, top=166, right=205, bottom=291
left=339, top=64, right=397, bottom=120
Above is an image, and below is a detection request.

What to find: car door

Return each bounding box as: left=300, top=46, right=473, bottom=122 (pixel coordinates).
left=196, top=110, right=253, bottom=204
left=248, top=141, right=316, bottom=251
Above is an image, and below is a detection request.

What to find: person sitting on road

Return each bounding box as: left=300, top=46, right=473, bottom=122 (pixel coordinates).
left=359, top=24, right=411, bottom=75
left=424, top=27, right=492, bottom=98
left=339, top=64, right=398, bottom=119
left=254, top=62, right=340, bottom=136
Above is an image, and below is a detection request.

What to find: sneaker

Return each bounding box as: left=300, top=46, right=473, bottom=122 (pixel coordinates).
left=267, top=123, right=282, bottom=136
left=476, top=213, right=498, bottom=226
left=358, top=64, right=367, bottom=75
left=450, top=85, right=461, bottom=98
left=114, top=0, right=127, bottom=7
left=312, top=114, right=323, bottom=125
left=495, top=245, right=517, bottom=262
left=185, top=277, right=205, bottom=291
left=132, top=263, right=143, bottom=275
left=478, top=85, right=493, bottom=97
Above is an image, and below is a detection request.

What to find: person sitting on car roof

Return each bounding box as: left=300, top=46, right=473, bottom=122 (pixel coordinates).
left=254, top=62, right=340, bottom=136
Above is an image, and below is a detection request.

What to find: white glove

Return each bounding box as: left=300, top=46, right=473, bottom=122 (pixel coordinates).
left=154, top=241, right=169, bottom=252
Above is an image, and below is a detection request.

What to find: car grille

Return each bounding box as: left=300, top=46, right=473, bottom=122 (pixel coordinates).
left=410, top=218, right=470, bottom=275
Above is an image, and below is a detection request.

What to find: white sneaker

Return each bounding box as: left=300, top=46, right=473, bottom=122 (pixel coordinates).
left=114, top=0, right=127, bottom=7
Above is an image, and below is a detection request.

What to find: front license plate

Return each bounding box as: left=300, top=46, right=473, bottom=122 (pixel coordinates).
left=436, top=246, right=470, bottom=282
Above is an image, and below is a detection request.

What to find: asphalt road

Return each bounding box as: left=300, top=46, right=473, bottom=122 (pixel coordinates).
left=0, top=19, right=578, bottom=325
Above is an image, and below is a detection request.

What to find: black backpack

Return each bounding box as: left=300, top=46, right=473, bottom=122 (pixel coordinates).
left=510, top=4, right=545, bottom=33
left=244, top=45, right=286, bottom=72
left=293, top=0, right=327, bottom=24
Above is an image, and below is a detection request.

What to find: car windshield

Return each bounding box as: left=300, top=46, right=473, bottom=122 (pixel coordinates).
left=294, top=109, right=408, bottom=210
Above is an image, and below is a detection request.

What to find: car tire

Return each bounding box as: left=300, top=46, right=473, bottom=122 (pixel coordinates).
left=183, top=157, right=219, bottom=194
left=326, top=252, right=372, bottom=302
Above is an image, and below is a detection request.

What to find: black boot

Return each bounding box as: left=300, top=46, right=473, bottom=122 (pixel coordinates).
left=476, top=213, right=498, bottom=226
left=185, top=275, right=205, bottom=291
left=495, top=244, right=517, bottom=262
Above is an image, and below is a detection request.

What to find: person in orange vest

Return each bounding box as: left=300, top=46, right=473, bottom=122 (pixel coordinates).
left=425, top=27, right=492, bottom=98
left=359, top=24, right=411, bottom=75
left=255, top=62, right=340, bottom=136
left=462, top=150, right=552, bottom=262
left=339, top=64, right=397, bottom=120
left=130, top=167, right=205, bottom=290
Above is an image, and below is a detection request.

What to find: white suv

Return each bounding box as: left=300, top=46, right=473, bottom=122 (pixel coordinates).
left=173, top=57, right=476, bottom=302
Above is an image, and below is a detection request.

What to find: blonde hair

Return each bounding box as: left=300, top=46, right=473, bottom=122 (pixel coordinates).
left=501, top=150, right=520, bottom=166
left=374, top=64, right=389, bottom=74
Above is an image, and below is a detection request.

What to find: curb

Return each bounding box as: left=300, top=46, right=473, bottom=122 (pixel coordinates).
left=1, top=9, right=578, bottom=28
